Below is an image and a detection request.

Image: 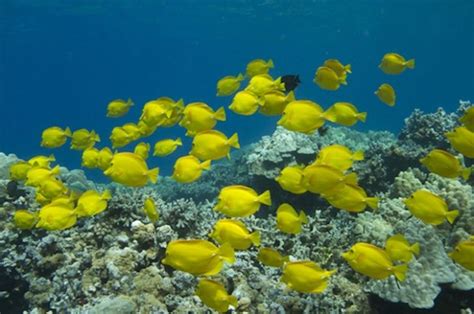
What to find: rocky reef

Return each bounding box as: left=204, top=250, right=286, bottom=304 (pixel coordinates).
left=0, top=101, right=473, bottom=313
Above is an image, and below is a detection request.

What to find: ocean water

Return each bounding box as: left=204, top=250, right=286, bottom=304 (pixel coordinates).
left=1, top=0, right=473, bottom=179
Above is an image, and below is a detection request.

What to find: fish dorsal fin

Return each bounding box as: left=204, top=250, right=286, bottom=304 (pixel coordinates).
left=277, top=203, right=298, bottom=217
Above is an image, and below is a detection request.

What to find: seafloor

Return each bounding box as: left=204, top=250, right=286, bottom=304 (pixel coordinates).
left=0, top=101, right=473, bottom=313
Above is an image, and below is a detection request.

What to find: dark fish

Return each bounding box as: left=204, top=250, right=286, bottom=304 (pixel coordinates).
left=6, top=181, right=26, bottom=199
left=281, top=75, right=301, bottom=92
left=317, top=126, right=329, bottom=136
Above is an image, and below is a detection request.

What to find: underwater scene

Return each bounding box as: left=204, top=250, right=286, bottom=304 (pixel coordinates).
left=1, top=1, right=474, bottom=313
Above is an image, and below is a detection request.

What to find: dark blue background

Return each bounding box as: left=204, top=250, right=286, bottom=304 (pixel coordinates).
left=1, top=0, right=473, bottom=180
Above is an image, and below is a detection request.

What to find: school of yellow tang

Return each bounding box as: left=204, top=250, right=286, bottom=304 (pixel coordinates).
left=8, top=54, right=474, bottom=313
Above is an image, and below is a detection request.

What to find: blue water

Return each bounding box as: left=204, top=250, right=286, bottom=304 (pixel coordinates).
left=1, top=1, right=473, bottom=180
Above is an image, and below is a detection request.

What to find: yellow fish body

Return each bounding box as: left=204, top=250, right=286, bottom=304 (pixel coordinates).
left=71, top=129, right=100, bottom=150
left=379, top=53, right=415, bottom=75
left=143, top=197, right=159, bottom=223
left=36, top=199, right=77, bottom=231
left=154, top=97, right=185, bottom=128
left=106, top=98, right=134, bottom=118
left=37, top=178, right=67, bottom=200
left=196, top=279, right=238, bottom=313
left=153, top=138, right=182, bottom=157
left=246, top=58, right=274, bottom=78
left=25, top=165, right=60, bottom=187
left=137, top=120, right=158, bottom=138
left=28, top=154, right=55, bottom=168
left=375, top=83, right=396, bottom=106
left=302, top=164, right=358, bottom=196
left=140, top=99, right=173, bottom=127
left=449, top=236, right=474, bottom=271
left=445, top=126, right=474, bottom=158
left=314, top=144, right=364, bottom=172
left=260, top=90, right=295, bottom=116
left=190, top=130, right=239, bottom=161
left=257, top=247, right=289, bottom=268
left=41, top=126, right=71, bottom=148
left=281, top=261, right=336, bottom=293
left=459, top=106, right=474, bottom=132
left=278, top=100, right=326, bottom=134
left=75, top=190, right=111, bottom=217
left=217, top=73, right=244, bottom=96
left=104, top=152, right=159, bottom=187
left=214, top=185, right=271, bottom=217
left=172, top=155, right=211, bottom=183
left=275, top=165, right=307, bottom=194
left=210, top=219, right=260, bottom=250
left=323, top=59, right=352, bottom=77
left=121, top=123, right=142, bottom=141
left=134, top=142, right=151, bottom=160
left=180, top=103, right=226, bottom=136
left=229, top=90, right=262, bottom=116
left=325, top=183, right=378, bottom=213
left=161, top=239, right=235, bottom=275
left=245, top=74, right=284, bottom=96
left=420, top=149, right=471, bottom=180
left=81, top=148, right=99, bottom=168
left=313, top=66, right=347, bottom=90
left=110, top=126, right=134, bottom=149
left=13, top=210, right=38, bottom=230
left=276, top=203, right=308, bottom=235
left=342, top=243, right=407, bottom=281
left=97, top=147, right=113, bottom=171
left=385, top=234, right=420, bottom=263
left=323, top=102, right=367, bottom=127
left=9, top=161, right=32, bottom=181
left=404, top=189, right=459, bottom=225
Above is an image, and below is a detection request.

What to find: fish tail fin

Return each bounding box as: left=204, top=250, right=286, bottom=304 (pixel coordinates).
left=357, top=112, right=367, bottom=123
left=228, top=295, right=238, bottom=308
left=345, top=64, right=352, bottom=73
left=91, top=130, right=101, bottom=143
left=339, top=76, right=348, bottom=85
left=51, top=165, right=61, bottom=176
left=49, top=154, right=56, bottom=162
left=258, top=190, right=272, bottom=206
left=237, top=73, right=244, bottom=81
left=411, top=242, right=420, bottom=256
left=200, top=160, right=211, bottom=170
left=393, top=264, right=408, bottom=281
left=218, top=242, right=235, bottom=264
left=148, top=167, right=159, bottom=184
left=102, top=189, right=112, bottom=200
left=282, top=255, right=290, bottom=264
left=215, top=107, right=227, bottom=121
left=299, top=210, right=309, bottom=224
left=344, top=172, right=359, bottom=185
left=175, top=137, right=183, bottom=146
left=366, top=197, right=379, bottom=210
left=353, top=150, right=365, bottom=161
left=127, top=98, right=134, bottom=106
left=250, top=231, right=261, bottom=246
left=267, top=59, right=274, bottom=68
left=228, top=133, right=240, bottom=149
left=175, top=98, right=185, bottom=108
left=446, top=210, right=459, bottom=224
left=461, top=167, right=471, bottom=180
left=406, top=59, right=415, bottom=69
left=64, top=127, right=72, bottom=137
left=286, top=90, right=295, bottom=102
left=164, top=107, right=173, bottom=118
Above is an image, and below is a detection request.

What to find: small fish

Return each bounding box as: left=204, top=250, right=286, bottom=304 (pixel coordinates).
left=229, top=90, right=262, bottom=116
left=97, top=147, right=113, bottom=171
left=9, top=161, right=32, bottom=181
left=153, top=138, right=182, bottom=157
left=140, top=99, right=173, bottom=127
left=36, top=199, right=77, bottom=231
left=75, top=190, right=111, bottom=217
left=28, top=154, right=55, bottom=168
left=6, top=180, right=26, bottom=199
left=277, top=100, right=326, bottom=134
left=275, top=165, right=307, bottom=194
left=385, top=234, right=420, bottom=263
left=281, top=261, right=336, bottom=293
left=217, top=73, right=244, bottom=96
left=313, top=66, right=347, bottom=90
left=154, top=97, right=185, bottom=128
left=302, top=164, right=358, bottom=196
left=172, top=155, right=211, bottom=183
left=210, top=219, right=260, bottom=250
left=276, top=203, right=308, bottom=235
left=190, top=130, right=239, bottom=161
left=245, top=74, right=285, bottom=96
left=137, top=120, right=158, bottom=138
left=214, top=185, right=271, bottom=217
left=379, top=53, right=415, bottom=75
left=445, top=126, right=474, bottom=158
left=81, top=148, right=100, bottom=169
left=375, top=83, right=396, bottom=106
left=41, top=126, right=72, bottom=148
left=404, top=189, right=459, bottom=225
left=179, top=102, right=226, bottom=136
left=459, top=106, right=474, bottom=132
left=323, top=59, right=352, bottom=77
left=259, top=90, right=295, bottom=116
left=280, top=75, right=301, bottom=92
left=342, top=242, right=407, bottom=281
left=104, top=152, right=159, bottom=187
left=107, top=98, right=134, bottom=118
left=71, top=129, right=100, bottom=150
left=162, top=240, right=235, bottom=276
left=25, top=165, right=60, bottom=187
left=13, top=210, right=38, bottom=230
left=325, top=183, right=378, bottom=213
left=134, top=142, right=151, bottom=160
left=323, top=102, right=367, bottom=127
left=143, top=197, right=159, bottom=223
left=257, top=247, right=289, bottom=268
left=37, top=178, right=67, bottom=200
left=449, top=236, right=474, bottom=271
left=314, top=144, right=364, bottom=172
left=196, top=279, right=238, bottom=313
left=420, top=149, right=471, bottom=180
left=109, top=126, right=134, bottom=149
left=246, top=58, right=274, bottom=78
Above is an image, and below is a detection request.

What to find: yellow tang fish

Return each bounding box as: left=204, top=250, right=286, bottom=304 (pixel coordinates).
left=281, top=261, right=336, bottom=293
left=278, top=100, right=326, bottom=134
left=109, top=126, right=134, bottom=149
left=449, top=236, right=474, bottom=271
left=342, top=242, right=407, bottom=281
left=325, top=183, right=378, bottom=213
left=190, top=130, right=239, bottom=161
left=134, top=142, right=151, bottom=160
left=13, top=210, right=38, bottom=230
left=70, top=129, right=100, bottom=150
left=323, top=59, right=352, bottom=77
left=404, top=189, right=459, bottom=225
left=28, top=154, right=55, bottom=168
left=137, top=120, right=158, bottom=138
left=214, top=185, right=271, bottom=217
left=104, top=152, right=159, bottom=187
left=313, top=66, right=347, bottom=90
left=121, top=123, right=142, bottom=141
left=9, top=161, right=32, bottom=181
left=246, top=58, right=274, bottom=78
left=75, top=190, right=111, bottom=217
left=41, top=126, right=72, bottom=148
left=420, top=149, right=471, bottom=180
left=155, top=97, right=185, bottom=128
left=106, top=98, right=134, bottom=118
left=36, top=199, right=77, bottom=231
left=153, top=138, right=182, bottom=157
left=385, top=234, right=420, bottom=263
left=217, top=73, right=244, bottom=96
left=143, top=197, right=159, bottom=223
left=302, top=164, right=358, bottom=196
left=172, top=155, right=211, bottom=183
left=81, top=148, right=99, bottom=169
left=196, top=279, right=238, bottom=313
left=180, top=102, right=226, bottom=136
left=314, top=144, right=364, bottom=172
left=375, top=83, right=396, bottom=106
left=459, top=106, right=474, bottom=132
left=323, top=102, right=367, bottom=127
left=445, top=126, right=474, bottom=158
left=245, top=74, right=285, bottom=96
left=260, top=90, right=295, bottom=116
left=97, top=147, right=113, bottom=171
left=257, top=247, right=289, bottom=268
left=162, top=239, right=235, bottom=276
left=229, top=90, right=262, bottom=116
left=276, top=203, right=308, bottom=235
left=25, top=165, right=60, bottom=187
left=275, top=165, right=307, bottom=194
left=210, top=219, right=260, bottom=250
left=140, top=99, right=173, bottom=127
left=37, top=178, right=67, bottom=200
left=379, top=53, right=415, bottom=75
